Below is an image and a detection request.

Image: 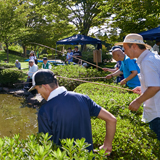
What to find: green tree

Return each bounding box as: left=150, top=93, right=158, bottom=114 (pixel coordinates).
left=0, top=0, right=26, bottom=62
left=52, top=0, right=111, bottom=36
left=105, top=0, right=160, bottom=41
left=17, top=0, right=76, bottom=57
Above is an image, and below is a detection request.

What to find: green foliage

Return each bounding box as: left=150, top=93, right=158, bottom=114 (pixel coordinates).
left=74, top=83, right=160, bottom=159
left=0, top=69, right=22, bottom=86
left=103, top=54, right=113, bottom=63
left=0, top=63, right=15, bottom=68
left=0, top=50, right=26, bottom=63
left=102, top=0, right=160, bottom=42
left=8, top=43, right=23, bottom=53
left=0, top=133, right=106, bottom=159
left=55, top=0, right=111, bottom=36
left=51, top=65, right=111, bottom=91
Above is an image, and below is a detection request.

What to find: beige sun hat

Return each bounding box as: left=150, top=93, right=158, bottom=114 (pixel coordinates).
left=115, top=33, right=151, bottom=49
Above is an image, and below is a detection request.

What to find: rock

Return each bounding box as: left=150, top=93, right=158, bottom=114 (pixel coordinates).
left=3, top=87, right=9, bottom=92
left=0, top=87, right=3, bottom=92
left=12, top=89, right=25, bottom=96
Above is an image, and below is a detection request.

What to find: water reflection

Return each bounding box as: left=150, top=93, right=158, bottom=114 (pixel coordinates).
left=0, top=94, right=38, bottom=139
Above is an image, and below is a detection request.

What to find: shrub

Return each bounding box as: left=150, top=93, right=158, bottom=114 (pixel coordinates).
left=8, top=43, right=23, bottom=53
left=39, top=55, right=43, bottom=59
left=74, top=83, right=160, bottom=159
left=103, top=54, right=112, bottom=63
left=0, top=62, right=15, bottom=68
left=0, top=69, right=23, bottom=86
left=0, top=133, right=108, bottom=159
left=51, top=64, right=112, bottom=91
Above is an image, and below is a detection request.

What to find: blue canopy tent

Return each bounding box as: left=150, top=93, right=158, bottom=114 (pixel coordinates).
left=139, top=26, right=160, bottom=40
left=56, top=34, right=102, bottom=45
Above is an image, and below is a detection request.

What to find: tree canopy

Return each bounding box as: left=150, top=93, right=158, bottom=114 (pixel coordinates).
left=0, top=0, right=160, bottom=57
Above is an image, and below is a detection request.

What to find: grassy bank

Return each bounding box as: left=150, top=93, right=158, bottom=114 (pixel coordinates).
left=0, top=50, right=28, bottom=68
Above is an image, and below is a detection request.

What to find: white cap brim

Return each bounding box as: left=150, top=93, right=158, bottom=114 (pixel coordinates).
left=115, top=42, right=151, bottom=49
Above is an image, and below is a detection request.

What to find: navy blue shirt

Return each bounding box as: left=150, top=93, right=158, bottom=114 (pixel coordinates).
left=38, top=91, right=101, bottom=151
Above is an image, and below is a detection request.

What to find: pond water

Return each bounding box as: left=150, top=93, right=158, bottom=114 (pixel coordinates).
left=0, top=94, right=38, bottom=139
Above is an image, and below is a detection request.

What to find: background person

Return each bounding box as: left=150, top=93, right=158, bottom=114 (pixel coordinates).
left=103, top=46, right=124, bottom=83
left=29, top=50, right=38, bottom=64
left=152, top=40, right=160, bottom=55
left=105, top=48, right=140, bottom=88
left=73, top=46, right=82, bottom=65
left=24, top=60, right=38, bottom=90
left=28, top=70, right=117, bottom=154
left=82, top=62, right=88, bottom=68
left=115, top=33, right=160, bottom=140
left=15, top=59, right=21, bottom=70
left=65, top=47, right=73, bottom=64
left=42, top=57, right=52, bottom=69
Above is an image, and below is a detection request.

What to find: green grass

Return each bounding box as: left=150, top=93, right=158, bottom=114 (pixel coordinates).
left=0, top=50, right=28, bottom=68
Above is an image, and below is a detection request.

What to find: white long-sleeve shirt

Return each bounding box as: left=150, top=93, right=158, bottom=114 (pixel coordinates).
left=28, top=64, right=38, bottom=78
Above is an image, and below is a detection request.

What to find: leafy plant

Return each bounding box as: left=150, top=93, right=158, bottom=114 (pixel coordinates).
left=0, top=133, right=107, bottom=159
left=51, top=64, right=112, bottom=91
left=0, top=69, right=23, bottom=86
left=75, top=83, right=160, bottom=159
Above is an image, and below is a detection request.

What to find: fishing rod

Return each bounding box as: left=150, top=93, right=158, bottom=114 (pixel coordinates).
left=13, top=82, right=32, bottom=86
left=30, top=42, right=104, bottom=70
left=56, top=76, right=133, bottom=92
left=13, top=74, right=133, bottom=92
left=79, top=77, right=106, bottom=79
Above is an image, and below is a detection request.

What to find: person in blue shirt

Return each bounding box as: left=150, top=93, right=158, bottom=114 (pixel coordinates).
left=65, top=47, right=73, bottom=64
left=103, top=46, right=124, bottom=83
left=106, top=48, right=140, bottom=88
left=28, top=70, right=116, bottom=155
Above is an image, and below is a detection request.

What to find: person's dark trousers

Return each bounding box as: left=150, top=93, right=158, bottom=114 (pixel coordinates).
left=149, top=117, right=160, bottom=141
left=24, top=78, right=32, bottom=90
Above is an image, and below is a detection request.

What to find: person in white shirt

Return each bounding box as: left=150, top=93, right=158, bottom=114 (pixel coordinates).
left=152, top=40, right=160, bottom=55
left=29, top=50, right=38, bottom=64
left=42, top=57, right=52, bottom=69
left=115, top=33, right=160, bottom=140
left=24, top=60, right=38, bottom=90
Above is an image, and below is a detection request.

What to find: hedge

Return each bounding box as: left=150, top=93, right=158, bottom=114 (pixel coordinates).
left=0, top=69, right=23, bottom=86
left=51, top=64, right=112, bottom=91
left=74, top=83, right=160, bottom=159
left=0, top=62, right=15, bottom=68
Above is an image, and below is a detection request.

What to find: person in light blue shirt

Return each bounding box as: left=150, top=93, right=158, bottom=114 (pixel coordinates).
left=65, top=48, right=73, bottom=64
left=106, top=48, right=140, bottom=88
left=15, top=60, right=21, bottom=70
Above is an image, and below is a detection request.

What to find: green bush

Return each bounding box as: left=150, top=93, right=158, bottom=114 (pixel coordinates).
left=103, top=54, right=112, bottom=63
left=0, top=62, right=15, bottom=68
left=0, top=133, right=108, bottom=159
left=0, top=69, right=23, bottom=86
left=74, top=83, right=160, bottom=159
left=51, top=64, right=112, bottom=91
left=8, top=43, right=23, bottom=53
left=43, top=54, right=48, bottom=57
left=39, top=55, right=43, bottom=59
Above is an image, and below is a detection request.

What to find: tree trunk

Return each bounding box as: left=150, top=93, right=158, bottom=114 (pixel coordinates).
left=5, top=42, right=9, bottom=63
left=22, top=45, right=26, bottom=57
left=81, top=44, right=87, bottom=52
